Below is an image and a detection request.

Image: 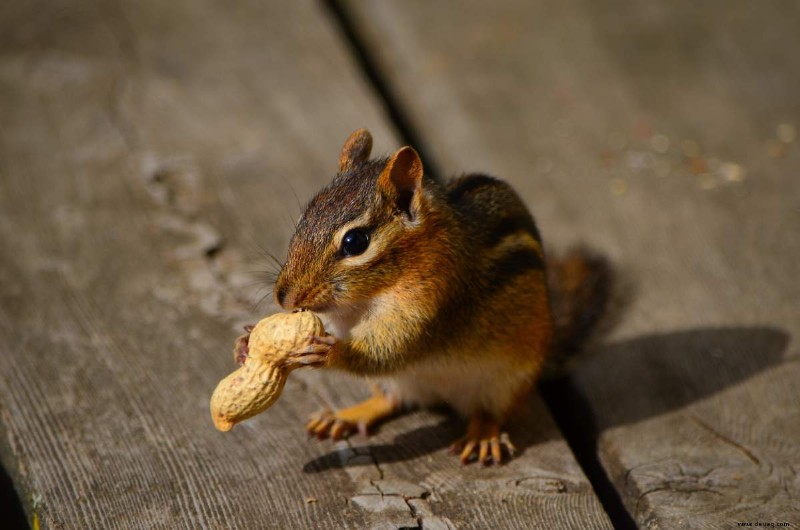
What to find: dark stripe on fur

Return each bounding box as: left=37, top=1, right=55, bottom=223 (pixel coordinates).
left=487, top=246, right=545, bottom=291
left=446, top=174, right=504, bottom=203
left=489, top=214, right=543, bottom=245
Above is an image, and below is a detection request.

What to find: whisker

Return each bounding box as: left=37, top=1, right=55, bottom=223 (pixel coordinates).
left=262, top=250, right=284, bottom=271
left=240, top=279, right=275, bottom=291
left=287, top=182, right=303, bottom=230
left=243, top=269, right=278, bottom=279
left=257, top=269, right=279, bottom=283
left=239, top=236, right=286, bottom=271
left=251, top=288, right=275, bottom=313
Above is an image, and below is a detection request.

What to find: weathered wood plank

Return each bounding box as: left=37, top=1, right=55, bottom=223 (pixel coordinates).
left=306, top=371, right=612, bottom=529
left=0, top=0, right=610, bottom=528
left=343, top=0, right=800, bottom=527
left=0, top=0, right=392, bottom=528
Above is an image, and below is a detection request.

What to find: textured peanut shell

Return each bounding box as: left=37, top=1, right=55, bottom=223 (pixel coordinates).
left=210, top=312, right=324, bottom=432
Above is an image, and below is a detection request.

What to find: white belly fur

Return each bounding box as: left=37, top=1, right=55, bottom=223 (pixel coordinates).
left=377, top=353, right=533, bottom=420
left=319, top=302, right=534, bottom=420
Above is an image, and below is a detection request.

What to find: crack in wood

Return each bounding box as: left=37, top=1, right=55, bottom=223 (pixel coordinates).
left=103, top=65, right=266, bottom=327
left=321, top=0, right=442, bottom=182
left=351, top=478, right=442, bottom=529
left=401, top=496, right=421, bottom=530
left=689, top=414, right=761, bottom=465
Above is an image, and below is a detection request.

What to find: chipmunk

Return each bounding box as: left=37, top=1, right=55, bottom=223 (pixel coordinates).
left=239, top=129, right=611, bottom=465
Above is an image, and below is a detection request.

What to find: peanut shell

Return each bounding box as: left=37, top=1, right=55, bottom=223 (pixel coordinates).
left=210, top=311, right=325, bottom=432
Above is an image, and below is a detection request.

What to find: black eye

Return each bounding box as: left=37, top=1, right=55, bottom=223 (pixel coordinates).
left=341, top=229, right=370, bottom=257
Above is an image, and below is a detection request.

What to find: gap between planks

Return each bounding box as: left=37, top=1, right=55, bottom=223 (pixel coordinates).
left=325, top=1, right=633, bottom=527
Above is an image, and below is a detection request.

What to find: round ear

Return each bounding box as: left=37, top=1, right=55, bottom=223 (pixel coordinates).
left=378, top=146, right=424, bottom=218
left=338, top=129, right=373, bottom=172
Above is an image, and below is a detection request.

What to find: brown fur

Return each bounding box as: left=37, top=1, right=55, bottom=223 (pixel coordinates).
left=275, top=130, right=609, bottom=431
left=546, top=247, right=614, bottom=369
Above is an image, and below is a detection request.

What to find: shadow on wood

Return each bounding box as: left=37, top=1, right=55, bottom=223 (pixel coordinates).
left=303, top=396, right=563, bottom=473
left=564, top=326, right=790, bottom=430
left=542, top=326, right=789, bottom=529
left=0, top=462, right=28, bottom=530
left=301, top=327, right=788, bottom=474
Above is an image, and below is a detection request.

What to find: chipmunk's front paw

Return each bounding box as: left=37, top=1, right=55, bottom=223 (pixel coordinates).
left=449, top=413, right=516, bottom=466
left=232, top=324, right=255, bottom=365
left=284, top=334, right=336, bottom=369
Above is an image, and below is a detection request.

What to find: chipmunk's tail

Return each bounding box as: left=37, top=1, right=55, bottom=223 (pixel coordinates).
left=544, top=247, right=615, bottom=375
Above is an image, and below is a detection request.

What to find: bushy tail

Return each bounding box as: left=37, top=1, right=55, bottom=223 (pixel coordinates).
left=544, top=247, right=615, bottom=375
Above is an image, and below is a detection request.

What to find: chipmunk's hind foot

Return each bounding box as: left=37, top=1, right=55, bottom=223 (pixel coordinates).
left=306, top=388, right=399, bottom=441
left=449, top=412, right=516, bottom=466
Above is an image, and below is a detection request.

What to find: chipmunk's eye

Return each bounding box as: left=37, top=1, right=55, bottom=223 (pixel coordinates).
left=341, top=228, right=369, bottom=257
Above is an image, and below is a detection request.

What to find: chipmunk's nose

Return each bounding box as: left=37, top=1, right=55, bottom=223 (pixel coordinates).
left=275, top=265, right=307, bottom=310
left=276, top=284, right=296, bottom=310
left=276, top=285, right=287, bottom=307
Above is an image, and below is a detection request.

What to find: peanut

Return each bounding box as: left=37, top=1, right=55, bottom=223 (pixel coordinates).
left=210, top=311, right=326, bottom=432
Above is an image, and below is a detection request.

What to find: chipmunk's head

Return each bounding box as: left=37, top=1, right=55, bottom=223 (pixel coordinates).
left=275, top=129, right=431, bottom=315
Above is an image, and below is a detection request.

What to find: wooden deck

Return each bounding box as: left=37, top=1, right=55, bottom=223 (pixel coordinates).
left=1, top=1, right=798, bottom=528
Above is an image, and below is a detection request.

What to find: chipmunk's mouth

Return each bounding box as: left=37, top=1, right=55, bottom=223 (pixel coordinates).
left=288, top=278, right=347, bottom=312
left=313, top=302, right=366, bottom=341
left=299, top=299, right=334, bottom=314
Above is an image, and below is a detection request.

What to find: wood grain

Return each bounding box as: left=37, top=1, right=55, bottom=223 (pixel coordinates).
left=342, top=0, right=800, bottom=527
left=0, top=0, right=388, bottom=528
left=0, top=0, right=610, bottom=528
left=306, top=371, right=612, bottom=529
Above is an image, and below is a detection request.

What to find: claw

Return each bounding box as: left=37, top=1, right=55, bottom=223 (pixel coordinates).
left=330, top=420, right=353, bottom=441
left=310, top=334, right=337, bottom=346
left=306, top=409, right=351, bottom=441
left=232, top=326, right=254, bottom=365
left=459, top=439, right=477, bottom=465
left=306, top=408, right=330, bottom=436
left=451, top=414, right=516, bottom=466
left=357, top=421, right=369, bottom=438
left=304, top=394, right=396, bottom=442
left=306, top=419, right=320, bottom=435
left=298, top=341, right=332, bottom=355
left=285, top=335, right=335, bottom=368
left=286, top=351, right=326, bottom=367
left=313, top=416, right=335, bottom=439
left=501, top=432, right=517, bottom=457
left=491, top=437, right=502, bottom=464
left=479, top=439, right=489, bottom=465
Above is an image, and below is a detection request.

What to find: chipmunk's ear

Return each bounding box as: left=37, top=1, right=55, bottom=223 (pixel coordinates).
left=378, top=146, right=424, bottom=219
left=339, top=128, right=373, bottom=172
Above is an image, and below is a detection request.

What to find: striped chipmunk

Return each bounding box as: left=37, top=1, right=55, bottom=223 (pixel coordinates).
left=254, top=129, right=610, bottom=465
